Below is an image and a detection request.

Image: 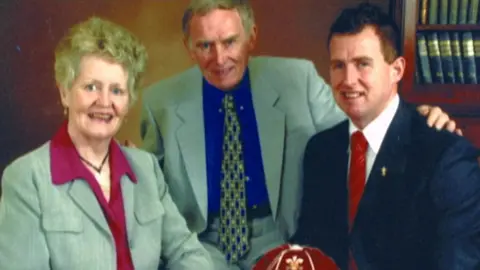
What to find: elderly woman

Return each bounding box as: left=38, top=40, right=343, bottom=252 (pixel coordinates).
left=0, top=17, right=212, bottom=270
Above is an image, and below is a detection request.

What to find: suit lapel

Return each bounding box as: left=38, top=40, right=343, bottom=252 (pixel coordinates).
left=68, top=179, right=111, bottom=236
left=175, top=67, right=208, bottom=221
left=249, top=60, right=286, bottom=220
left=123, top=171, right=161, bottom=248
left=354, top=101, right=411, bottom=230
left=315, top=121, right=350, bottom=270
left=121, top=175, right=135, bottom=246
left=332, top=121, right=350, bottom=221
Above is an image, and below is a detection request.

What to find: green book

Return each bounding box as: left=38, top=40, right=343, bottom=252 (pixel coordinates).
left=461, top=31, right=477, bottom=83
left=473, top=32, right=480, bottom=80
left=451, top=32, right=465, bottom=83
left=417, top=33, right=433, bottom=83
left=458, top=0, right=469, bottom=24
left=428, top=0, right=439, bottom=24
left=468, top=0, right=479, bottom=24
left=448, top=0, right=459, bottom=24
left=439, top=32, right=456, bottom=83
left=427, top=32, right=445, bottom=83
left=439, top=0, right=449, bottom=24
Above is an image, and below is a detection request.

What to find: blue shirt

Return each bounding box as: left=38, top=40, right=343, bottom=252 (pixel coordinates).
left=202, top=69, right=269, bottom=213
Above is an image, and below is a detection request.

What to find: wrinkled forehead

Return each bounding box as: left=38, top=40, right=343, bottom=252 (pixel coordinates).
left=189, top=9, right=245, bottom=41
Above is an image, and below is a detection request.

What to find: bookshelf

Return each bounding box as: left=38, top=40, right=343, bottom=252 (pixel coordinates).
left=390, top=0, right=480, bottom=147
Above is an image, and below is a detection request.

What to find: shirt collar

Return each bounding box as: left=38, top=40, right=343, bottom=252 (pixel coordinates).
left=349, top=94, right=400, bottom=154
left=50, top=120, right=137, bottom=185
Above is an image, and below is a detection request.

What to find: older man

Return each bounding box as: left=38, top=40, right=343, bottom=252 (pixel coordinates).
left=139, top=0, right=457, bottom=269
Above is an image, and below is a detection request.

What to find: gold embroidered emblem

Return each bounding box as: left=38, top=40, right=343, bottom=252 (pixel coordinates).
left=381, top=166, right=387, bottom=177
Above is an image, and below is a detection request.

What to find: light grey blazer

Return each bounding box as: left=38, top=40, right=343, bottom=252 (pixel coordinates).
left=139, top=56, right=346, bottom=260
left=0, top=142, right=213, bottom=270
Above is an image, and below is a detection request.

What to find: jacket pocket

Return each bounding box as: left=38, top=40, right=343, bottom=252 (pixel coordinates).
left=42, top=210, right=83, bottom=233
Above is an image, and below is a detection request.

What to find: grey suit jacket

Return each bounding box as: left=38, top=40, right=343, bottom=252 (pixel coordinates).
left=140, top=56, right=346, bottom=244
left=0, top=143, right=212, bottom=270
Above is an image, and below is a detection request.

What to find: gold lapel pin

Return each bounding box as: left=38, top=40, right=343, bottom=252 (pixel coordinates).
left=381, top=166, right=387, bottom=177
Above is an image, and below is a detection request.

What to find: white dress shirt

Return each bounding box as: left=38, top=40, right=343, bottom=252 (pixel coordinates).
left=348, top=94, right=400, bottom=181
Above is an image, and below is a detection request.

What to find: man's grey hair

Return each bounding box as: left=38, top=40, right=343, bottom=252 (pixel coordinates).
left=182, top=0, right=255, bottom=39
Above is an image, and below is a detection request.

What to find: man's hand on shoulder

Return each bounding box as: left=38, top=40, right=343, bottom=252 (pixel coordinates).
left=417, top=105, right=463, bottom=136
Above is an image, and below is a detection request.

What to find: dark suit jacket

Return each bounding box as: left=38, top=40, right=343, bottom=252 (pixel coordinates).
left=293, top=100, right=480, bottom=270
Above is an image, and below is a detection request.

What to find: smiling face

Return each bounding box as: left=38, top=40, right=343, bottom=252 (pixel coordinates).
left=60, top=54, right=129, bottom=142
left=185, top=8, right=257, bottom=90
left=329, top=26, right=404, bottom=128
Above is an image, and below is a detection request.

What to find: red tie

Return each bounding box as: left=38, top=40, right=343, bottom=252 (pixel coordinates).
left=348, top=131, right=368, bottom=270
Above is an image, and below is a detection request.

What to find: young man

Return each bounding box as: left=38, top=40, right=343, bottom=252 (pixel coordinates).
left=295, top=3, right=480, bottom=269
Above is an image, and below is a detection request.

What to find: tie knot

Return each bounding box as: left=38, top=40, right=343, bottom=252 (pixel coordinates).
left=351, top=131, right=368, bottom=152
left=223, top=94, right=235, bottom=110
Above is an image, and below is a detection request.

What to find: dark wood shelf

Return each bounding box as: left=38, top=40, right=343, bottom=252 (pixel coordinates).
left=405, top=83, right=480, bottom=101
left=417, top=24, right=480, bottom=31
left=413, top=83, right=480, bottom=93
left=402, top=84, right=480, bottom=116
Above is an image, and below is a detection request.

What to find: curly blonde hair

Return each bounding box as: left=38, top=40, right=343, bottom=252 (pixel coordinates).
left=54, top=17, right=148, bottom=105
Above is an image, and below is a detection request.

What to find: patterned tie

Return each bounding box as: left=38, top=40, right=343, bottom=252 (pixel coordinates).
left=348, top=131, right=368, bottom=270
left=219, top=94, right=249, bottom=263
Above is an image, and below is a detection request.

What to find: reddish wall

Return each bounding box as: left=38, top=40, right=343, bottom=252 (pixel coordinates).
left=0, top=0, right=389, bottom=174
